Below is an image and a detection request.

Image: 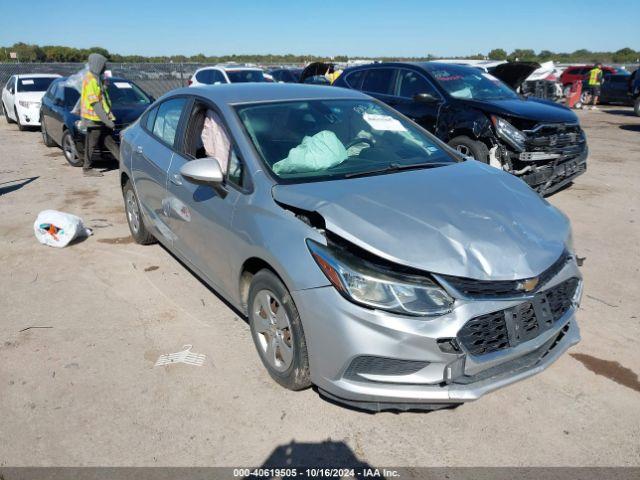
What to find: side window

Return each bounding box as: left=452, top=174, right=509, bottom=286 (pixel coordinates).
left=46, top=83, right=58, bottom=100
left=344, top=70, right=365, bottom=89
left=63, top=87, right=80, bottom=108
left=195, top=70, right=213, bottom=84
left=227, top=149, right=244, bottom=187
left=7, top=76, right=15, bottom=93
left=210, top=70, right=226, bottom=84
left=361, top=69, right=395, bottom=95
left=152, top=98, right=187, bottom=147
left=397, top=70, right=439, bottom=99
left=145, top=106, right=158, bottom=131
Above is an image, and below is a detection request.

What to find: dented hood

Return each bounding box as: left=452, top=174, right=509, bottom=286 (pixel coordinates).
left=272, top=161, right=570, bottom=280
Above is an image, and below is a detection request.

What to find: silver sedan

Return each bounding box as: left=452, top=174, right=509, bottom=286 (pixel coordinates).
left=119, top=83, right=582, bottom=411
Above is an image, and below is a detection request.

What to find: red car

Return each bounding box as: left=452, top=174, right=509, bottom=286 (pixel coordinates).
left=560, top=65, right=620, bottom=87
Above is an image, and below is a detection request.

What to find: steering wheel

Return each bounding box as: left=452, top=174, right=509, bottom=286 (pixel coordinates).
left=345, top=137, right=374, bottom=150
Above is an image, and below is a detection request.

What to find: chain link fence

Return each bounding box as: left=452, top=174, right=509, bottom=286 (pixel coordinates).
left=0, top=63, right=206, bottom=98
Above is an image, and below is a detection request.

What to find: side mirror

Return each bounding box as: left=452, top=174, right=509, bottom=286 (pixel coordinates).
left=180, top=158, right=223, bottom=185
left=413, top=92, right=438, bottom=103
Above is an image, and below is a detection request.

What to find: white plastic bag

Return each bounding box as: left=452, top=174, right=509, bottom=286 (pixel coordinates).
left=34, top=210, right=93, bottom=248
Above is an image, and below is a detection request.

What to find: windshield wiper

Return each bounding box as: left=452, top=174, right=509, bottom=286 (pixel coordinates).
left=344, top=162, right=451, bottom=179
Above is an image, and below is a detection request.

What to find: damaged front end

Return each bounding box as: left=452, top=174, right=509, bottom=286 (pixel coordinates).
left=489, top=116, right=588, bottom=196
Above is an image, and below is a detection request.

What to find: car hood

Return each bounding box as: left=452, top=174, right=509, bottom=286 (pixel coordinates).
left=299, top=62, right=334, bottom=83
left=111, top=104, right=148, bottom=126
left=459, top=97, right=577, bottom=123
left=489, top=62, right=540, bottom=89
left=272, top=161, right=570, bottom=280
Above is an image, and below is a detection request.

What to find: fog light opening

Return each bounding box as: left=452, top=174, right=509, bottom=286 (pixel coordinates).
left=437, top=338, right=461, bottom=354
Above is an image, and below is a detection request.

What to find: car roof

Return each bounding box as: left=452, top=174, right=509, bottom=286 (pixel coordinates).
left=173, top=83, right=369, bottom=104
left=15, top=73, right=61, bottom=79
left=197, top=66, right=263, bottom=72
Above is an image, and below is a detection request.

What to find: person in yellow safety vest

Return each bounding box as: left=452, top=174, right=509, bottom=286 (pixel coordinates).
left=80, top=53, right=118, bottom=176
left=586, top=63, right=603, bottom=111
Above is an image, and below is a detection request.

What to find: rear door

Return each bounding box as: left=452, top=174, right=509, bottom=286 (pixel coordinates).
left=601, top=74, right=632, bottom=104
left=48, top=84, right=68, bottom=143
left=164, top=98, right=244, bottom=294
left=40, top=82, right=57, bottom=138
left=4, top=76, right=16, bottom=115
left=387, top=68, right=443, bottom=132
left=131, top=96, right=189, bottom=244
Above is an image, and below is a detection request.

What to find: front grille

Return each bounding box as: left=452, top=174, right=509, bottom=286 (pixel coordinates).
left=523, top=123, right=585, bottom=153
left=457, top=310, right=510, bottom=356
left=458, top=277, right=579, bottom=356
left=440, top=251, right=570, bottom=299
left=344, top=356, right=429, bottom=381
left=547, top=277, right=579, bottom=321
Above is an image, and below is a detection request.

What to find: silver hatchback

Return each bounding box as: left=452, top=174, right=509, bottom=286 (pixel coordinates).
left=119, top=84, right=582, bottom=411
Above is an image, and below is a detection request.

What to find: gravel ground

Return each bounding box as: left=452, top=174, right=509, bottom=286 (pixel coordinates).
left=0, top=106, right=638, bottom=468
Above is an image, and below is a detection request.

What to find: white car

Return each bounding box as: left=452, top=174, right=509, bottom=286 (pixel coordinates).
left=188, top=66, right=267, bottom=86
left=2, top=74, right=60, bottom=130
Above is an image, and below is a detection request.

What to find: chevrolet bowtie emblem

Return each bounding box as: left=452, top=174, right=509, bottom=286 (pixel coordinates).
left=518, top=277, right=539, bottom=292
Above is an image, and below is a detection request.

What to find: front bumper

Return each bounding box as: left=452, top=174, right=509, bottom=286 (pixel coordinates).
left=15, top=104, right=41, bottom=126
left=293, top=260, right=582, bottom=411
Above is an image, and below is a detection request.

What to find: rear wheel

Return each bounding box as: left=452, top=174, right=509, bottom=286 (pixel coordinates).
left=448, top=136, right=490, bottom=163
left=122, top=179, right=156, bottom=245
left=634, top=97, right=640, bottom=117
left=62, top=131, right=82, bottom=167
left=41, top=119, right=56, bottom=147
left=248, top=269, right=311, bottom=391
left=2, top=102, right=14, bottom=124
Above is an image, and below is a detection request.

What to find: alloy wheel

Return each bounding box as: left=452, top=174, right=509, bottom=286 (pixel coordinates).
left=63, top=134, right=77, bottom=162
left=252, top=290, right=294, bottom=372
left=125, top=189, right=140, bottom=234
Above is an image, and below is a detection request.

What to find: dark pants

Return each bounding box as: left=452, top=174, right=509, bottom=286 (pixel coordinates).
left=83, top=122, right=119, bottom=170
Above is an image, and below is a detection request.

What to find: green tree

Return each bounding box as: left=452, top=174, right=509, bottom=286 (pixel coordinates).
left=488, top=48, right=507, bottom=60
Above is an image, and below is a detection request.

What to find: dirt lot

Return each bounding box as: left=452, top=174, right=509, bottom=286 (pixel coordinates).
left=0, top=106, right=639, bottom=468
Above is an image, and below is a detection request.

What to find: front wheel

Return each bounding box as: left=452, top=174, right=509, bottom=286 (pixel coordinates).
left=248, top=270, right=311, bottom=391
left=62, top=131, right=82, bottom=167
left=448, top=136, right=490, bottom=163
left=122, top=180, right=156, bottom=245
left=2, top=102, right=14, bottom=124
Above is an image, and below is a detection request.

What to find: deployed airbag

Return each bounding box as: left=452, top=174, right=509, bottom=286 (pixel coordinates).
left=273, top=130, right=347, bottom=175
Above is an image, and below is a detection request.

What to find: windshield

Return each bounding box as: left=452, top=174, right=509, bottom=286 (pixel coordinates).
left=226, top=70, right=266, bottom=83
left=236, top=99, right=456, bottom=183
left=105, top=80, right=151, bottom=105
left=17, top=77, right=57, bottom=92
left=429, top=65, right=519, bottom=101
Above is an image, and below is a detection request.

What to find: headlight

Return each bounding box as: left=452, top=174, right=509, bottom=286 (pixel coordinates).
left=307, top=239, right=454, bottom=317
left=491, top=115, right=526, bottom=151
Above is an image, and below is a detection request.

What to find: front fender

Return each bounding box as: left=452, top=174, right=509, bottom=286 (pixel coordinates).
left=437, top=103, right=494, bottom=143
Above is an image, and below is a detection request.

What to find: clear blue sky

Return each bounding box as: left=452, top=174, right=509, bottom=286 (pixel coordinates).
left=1, top=0, right=638, bottom=57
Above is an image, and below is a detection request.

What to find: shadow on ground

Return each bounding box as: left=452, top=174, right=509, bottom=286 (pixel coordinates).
left=619, top=124, right=640, bottom=132
left=602, top=108, right=636, bottom=117
left=248, top=440, right=379, bottom=479
left=0, top=176, right=38, bottom=196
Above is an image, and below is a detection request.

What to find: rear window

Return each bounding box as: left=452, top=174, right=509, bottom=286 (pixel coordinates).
left=17, top=77, right=57, bottom=92
left=226, top=70, right=266, bottom=83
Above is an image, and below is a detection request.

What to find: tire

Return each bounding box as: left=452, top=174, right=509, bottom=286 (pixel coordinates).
left=62, top=130, right=82, bottom=167
left=14, top=107, right=26, bottom=131
left=41, top=119, right=56, bottom=147
left=634, top=97, right=640, bottom=117
left=2, top=102, right=15, bottom=124
left=448, top=136, right=490, bottom=163
left=248, top=269, right=311, bottom=391
left=122, top=179, right=156, bottom=245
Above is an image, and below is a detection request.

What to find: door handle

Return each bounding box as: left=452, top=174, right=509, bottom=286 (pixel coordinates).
left=169, top=173, right=183, bottom=186
left=136, top=145, right=143, bottom=154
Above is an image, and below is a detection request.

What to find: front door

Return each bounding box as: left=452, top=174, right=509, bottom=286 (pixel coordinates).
left=387, top=68, right=442, bottom=133
left=164, top=99, right=243, bottom=294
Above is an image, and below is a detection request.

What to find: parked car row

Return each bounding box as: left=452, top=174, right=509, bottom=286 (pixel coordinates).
left=2, top=65, right=589, bottom=412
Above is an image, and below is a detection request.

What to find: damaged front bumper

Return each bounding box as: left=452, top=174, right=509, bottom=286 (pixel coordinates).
left=293, top=257, right=582, bottom=412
